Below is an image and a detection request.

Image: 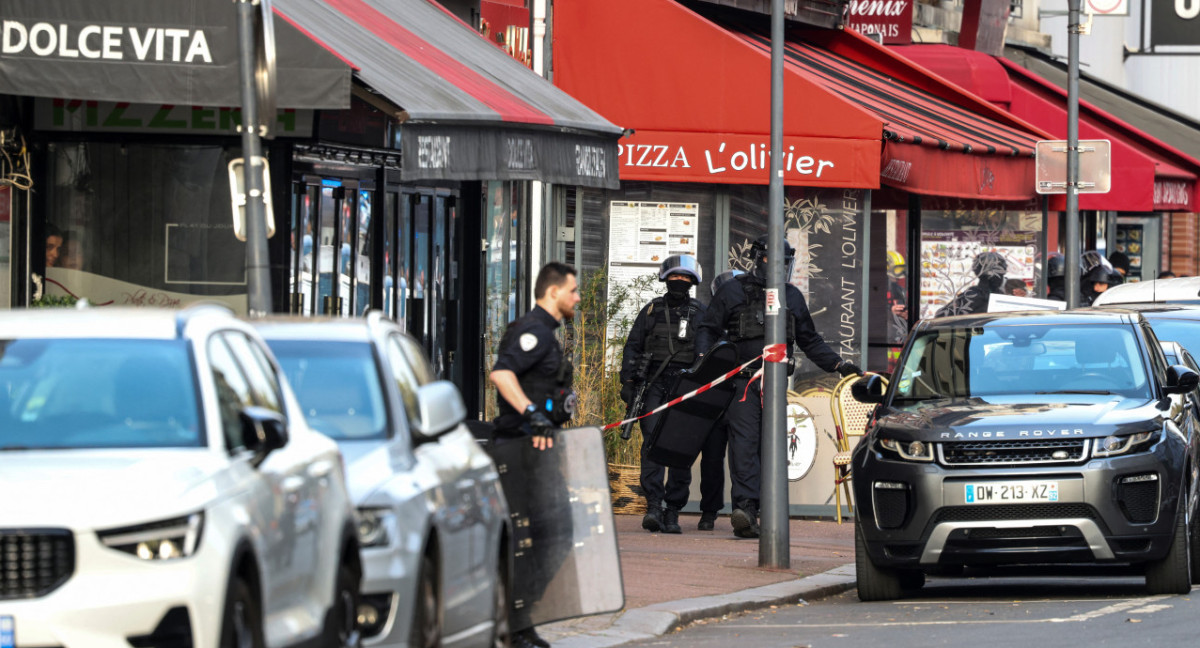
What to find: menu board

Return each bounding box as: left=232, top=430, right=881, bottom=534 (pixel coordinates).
left=1114, top=223, right=1144, bottom=274
left=919, top=230, right=1038, bottom=319
left=606, top=201, right=700, bottom=350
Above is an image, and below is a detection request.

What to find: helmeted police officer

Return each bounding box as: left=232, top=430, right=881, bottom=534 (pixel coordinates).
left=1080, top=250, right=1119, bottom=306
left=620, top=255, right=722, bottom=534
left=489, top=261, right=580, bottom=648
left=1046, top=252, right=1066, bottom=302
left=935, top=251, right=1007, bottom=317
left=695, top=235, right=861, bottom=539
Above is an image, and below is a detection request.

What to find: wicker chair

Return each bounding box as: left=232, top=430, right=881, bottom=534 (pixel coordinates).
left=830, top=373, right=886, bottom=523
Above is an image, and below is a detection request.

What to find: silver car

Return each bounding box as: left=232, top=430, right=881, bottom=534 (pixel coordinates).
left=256, top=314, right=511, bottom=648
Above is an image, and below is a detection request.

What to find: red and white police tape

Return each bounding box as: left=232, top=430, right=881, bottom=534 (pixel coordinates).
left=601, top=343, right=789, bottom=432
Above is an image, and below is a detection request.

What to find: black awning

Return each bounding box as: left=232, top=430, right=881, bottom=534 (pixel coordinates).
left=274, top=0, right=621, bottom=188
left=400, top=123, right=616, bottom=188
left=0, top=0, right=351, bottom=109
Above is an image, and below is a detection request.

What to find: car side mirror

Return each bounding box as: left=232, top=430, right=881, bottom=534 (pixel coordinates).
left=240, top=406, right=289, bottom=466
left=1164, top=365, right=1200, bottom=395
left=850, top=374, right=886, bottom=404
left=412, top=380, right=467, bottom=439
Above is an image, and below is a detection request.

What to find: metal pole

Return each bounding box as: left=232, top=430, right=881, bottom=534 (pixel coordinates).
left=761, top=0, right=789, bottom=569
left=237, top=0, right=273, bottom=317
left=1064, top=0, right=1081, bottom=308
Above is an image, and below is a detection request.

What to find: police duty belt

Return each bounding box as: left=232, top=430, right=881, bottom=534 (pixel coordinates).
left=602, top=343, right=789, bottom=431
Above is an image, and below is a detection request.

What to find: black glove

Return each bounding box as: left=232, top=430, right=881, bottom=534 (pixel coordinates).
left=620, top=382, right=637, bottom=405
left=837, top=360, right=864, bottom=377
left=525, top=407, right=556, bottom=441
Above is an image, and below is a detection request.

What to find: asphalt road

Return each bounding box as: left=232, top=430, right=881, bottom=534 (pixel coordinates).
left=623, top=571, right=1200, bottom=647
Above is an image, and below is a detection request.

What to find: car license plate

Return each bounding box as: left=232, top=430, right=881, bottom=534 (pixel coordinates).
left=965, top=481, right=1059, bottom=504
left=0, top=616, right=14, bottom=648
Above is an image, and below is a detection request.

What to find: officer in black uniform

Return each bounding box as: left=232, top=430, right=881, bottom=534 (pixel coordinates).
left=934, top=251, right=1007, bottom=317
left=1080, top=250, right=1119, bottom=306
left=620, top=255, right=722, bottom=533
left=695, top=235, right=861, bottom=539
left=489, top=261, right=580, bottom=648
left=1046, top=252, right=1066, bottom=302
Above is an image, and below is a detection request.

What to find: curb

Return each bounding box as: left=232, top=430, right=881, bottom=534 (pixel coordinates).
left=550, top=563, right=857, bottom=648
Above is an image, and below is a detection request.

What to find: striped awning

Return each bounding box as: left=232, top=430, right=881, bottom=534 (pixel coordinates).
left=734, top=25, right=1046, bottom=201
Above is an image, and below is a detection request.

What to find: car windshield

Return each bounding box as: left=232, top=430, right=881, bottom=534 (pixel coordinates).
left=893, top=323, right=1152, bottom=401
left=268, top=340, right=389, bottom=441
left=0, top=339, right=202, bottom=450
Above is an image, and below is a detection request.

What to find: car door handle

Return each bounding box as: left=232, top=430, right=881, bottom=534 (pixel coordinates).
left=282, top=475, right=306, bottom=494
left=308, top=460, right=334, bottom=479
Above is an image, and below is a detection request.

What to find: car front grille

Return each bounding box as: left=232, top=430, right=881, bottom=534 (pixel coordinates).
left=932, top=503, right=1101, bottom=525
left=0, top=529, right=75, bottom=600
left=939, top=439, right=1090, bottom=466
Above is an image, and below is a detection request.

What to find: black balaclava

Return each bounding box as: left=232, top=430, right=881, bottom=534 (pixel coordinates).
left=665, top=279, right=692, bottom=305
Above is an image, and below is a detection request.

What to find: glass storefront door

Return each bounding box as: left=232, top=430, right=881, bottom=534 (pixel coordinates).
left=289, top=176, right=374, bottom=316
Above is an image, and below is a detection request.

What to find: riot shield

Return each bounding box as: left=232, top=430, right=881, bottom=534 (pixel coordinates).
left=645, top=341, right=741, bottom=469
left=487, top=426, right=625, bottom=629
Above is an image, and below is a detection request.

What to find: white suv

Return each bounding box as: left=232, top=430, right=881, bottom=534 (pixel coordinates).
left=0, top=305, right=361, bottom=648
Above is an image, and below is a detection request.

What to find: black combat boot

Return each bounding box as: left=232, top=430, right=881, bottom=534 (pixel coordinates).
left=730, top=500, right=760, bottom=539
left=697, top=511, right=718, bottom=531
left=662, top=506, right=682, bottom=534
left=642, top=501, right=664, bottom=532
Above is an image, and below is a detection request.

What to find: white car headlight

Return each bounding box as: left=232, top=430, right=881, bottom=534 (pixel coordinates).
left=879, top=437, right=935, bottom=462
left=97, top=512, right=204, bottom=560
left=1093, top=430, right=1158, bottom=457
left=356, top=507, right=392, bottom=548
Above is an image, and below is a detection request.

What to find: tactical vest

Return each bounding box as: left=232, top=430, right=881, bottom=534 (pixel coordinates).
left=728, top=275, right=794, bottom=342
left=642, top=297, right=704, bottom=366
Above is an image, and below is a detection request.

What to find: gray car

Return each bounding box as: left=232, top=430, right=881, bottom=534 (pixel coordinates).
left=256, top=314, right=511, bottom=648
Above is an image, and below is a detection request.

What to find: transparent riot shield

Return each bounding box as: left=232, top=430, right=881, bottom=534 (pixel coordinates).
left=645, top=341, right=740, bottom=469
left=487, top=426, right=625, bottom=629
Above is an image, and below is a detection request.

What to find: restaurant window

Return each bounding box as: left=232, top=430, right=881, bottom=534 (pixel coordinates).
left=42, top=142, right=248, bottom=311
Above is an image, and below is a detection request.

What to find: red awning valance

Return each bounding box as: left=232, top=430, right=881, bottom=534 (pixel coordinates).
left=894, top=45, right=1199, bottom=212
left=552, top=0, right=1046, bottom=201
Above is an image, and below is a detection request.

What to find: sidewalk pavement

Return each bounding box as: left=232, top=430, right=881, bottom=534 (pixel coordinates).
left=541, top=513, right=858, bottom=648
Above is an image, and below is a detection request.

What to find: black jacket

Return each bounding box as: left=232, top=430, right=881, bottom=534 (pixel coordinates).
left=694, top=276, right=842, bottom=373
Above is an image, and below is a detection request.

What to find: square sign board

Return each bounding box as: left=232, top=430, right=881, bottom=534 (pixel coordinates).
left=1035, top=139, right=1112, bottom=194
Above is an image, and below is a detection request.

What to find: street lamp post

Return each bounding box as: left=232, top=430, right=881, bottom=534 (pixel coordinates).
left=236, top=0, right=272, bottom=317
left=1064, top=0, right=1082, bottom=308
left=761, top=0, right=790, bottom=569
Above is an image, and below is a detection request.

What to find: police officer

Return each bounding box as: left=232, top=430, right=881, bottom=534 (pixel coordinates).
left=1080, top=250, right=1119, bottom=306
left=1046, top=252, right=1066, bottom=302
left=620, top=255, right=718, bottom=534
left=695, top=235, right=861, bottom=539
left=935, top=251, right=1007, bottom=317
left=489, top=261, right=580, bottom=648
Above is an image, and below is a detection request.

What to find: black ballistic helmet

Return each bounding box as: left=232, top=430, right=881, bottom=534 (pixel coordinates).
left=1046, top=253, right=1065, bottom=279
left=710, top=269, right=745, bottom=296
left=971, top=251, right=1007, bottom=278
left=750, top=234, right=796, bottom=279
left=658, top=254, right=703, bottom=284
left=1081, top=250, right=1114, bottom=284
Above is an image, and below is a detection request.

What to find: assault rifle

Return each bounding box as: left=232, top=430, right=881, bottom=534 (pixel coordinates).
left=620, top=352, right=654, bottom=441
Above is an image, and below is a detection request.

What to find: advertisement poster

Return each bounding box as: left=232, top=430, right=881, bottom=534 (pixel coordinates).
left=919, top=230, right=1038, bottom=319
left=606, top=201, right=700, bottom=346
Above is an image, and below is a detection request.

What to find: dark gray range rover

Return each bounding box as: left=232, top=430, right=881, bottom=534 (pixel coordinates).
left=851, top=310, right=1200, bottom=600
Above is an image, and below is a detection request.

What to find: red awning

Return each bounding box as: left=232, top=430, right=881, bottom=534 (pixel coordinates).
left=552, top=0, right=1046, bottom=201
left=894, top=44, right=1199, bottom=212
left=736, top=26, right=1045, bottom=201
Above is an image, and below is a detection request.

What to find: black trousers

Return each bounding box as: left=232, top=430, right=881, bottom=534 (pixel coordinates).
left=725, top=376, right=762, bottom=507
left=638, top=379, right=728, bottom=512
